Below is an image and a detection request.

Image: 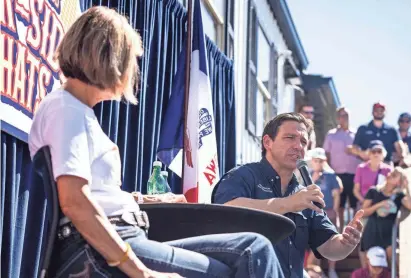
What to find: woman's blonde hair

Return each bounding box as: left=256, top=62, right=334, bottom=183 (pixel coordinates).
left=56, top=6, right=143, bottom=104
left=377, top=167, right=407, bottom=193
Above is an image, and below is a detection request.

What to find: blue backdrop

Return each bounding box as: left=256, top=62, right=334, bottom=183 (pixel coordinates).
left=0, top=0, right=236, bottom=277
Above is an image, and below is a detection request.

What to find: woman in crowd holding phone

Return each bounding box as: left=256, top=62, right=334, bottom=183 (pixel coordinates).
left=360, top=167, right=411, bottom=265
left=28, top=7, right=283, bottom=278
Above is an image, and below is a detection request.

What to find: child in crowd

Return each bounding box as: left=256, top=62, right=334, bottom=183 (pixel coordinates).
left=306, top=148, right=342, bottom=278
left=351, top=246, right=391, bottom=278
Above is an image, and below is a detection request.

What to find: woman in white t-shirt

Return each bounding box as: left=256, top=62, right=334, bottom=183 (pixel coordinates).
left=29, top=6, right=283, bottom=278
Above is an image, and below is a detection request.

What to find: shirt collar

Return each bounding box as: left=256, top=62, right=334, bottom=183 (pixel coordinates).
left=368, top=120, right=387, bottom=129
left=399, top=128, right=411, bottom=137
left=260, top=157, right=300, bottom=194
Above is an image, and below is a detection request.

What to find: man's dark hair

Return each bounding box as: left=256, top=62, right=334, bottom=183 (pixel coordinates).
left=298, top=102, right=312, bottom=113
left=261, top=112, right=312, bottom=157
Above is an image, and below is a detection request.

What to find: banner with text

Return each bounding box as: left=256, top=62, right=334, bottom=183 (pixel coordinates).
left=1, top=0, right=80, bottom=142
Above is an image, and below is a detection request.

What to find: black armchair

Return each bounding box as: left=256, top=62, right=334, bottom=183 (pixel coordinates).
left=139, top=203, right=295, bottom=244
left=33, top=146, right=295, bottom=278
left=32, top=146, right=60, bottom=278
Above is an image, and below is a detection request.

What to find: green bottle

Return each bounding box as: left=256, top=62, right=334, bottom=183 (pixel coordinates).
left=147, top=161, right=168, bottom=194
left=160, top=171, right=172, bottom=193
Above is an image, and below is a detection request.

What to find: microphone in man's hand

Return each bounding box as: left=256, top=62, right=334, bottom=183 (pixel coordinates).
left=296, top=159, right=323, bottom=209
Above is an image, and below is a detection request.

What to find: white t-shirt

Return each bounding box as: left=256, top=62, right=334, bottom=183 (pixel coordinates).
left=29, top=89, right=139, bottom=217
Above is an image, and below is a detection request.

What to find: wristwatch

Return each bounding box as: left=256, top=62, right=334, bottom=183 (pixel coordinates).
left=133, top=191, right=144, bottom=204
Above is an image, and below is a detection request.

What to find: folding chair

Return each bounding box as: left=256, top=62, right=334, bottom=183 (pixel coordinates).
left=33, top=146, right=60, bottom=278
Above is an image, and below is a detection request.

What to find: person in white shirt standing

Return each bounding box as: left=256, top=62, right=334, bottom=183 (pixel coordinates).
left=28, top=6, right=284, bottom=278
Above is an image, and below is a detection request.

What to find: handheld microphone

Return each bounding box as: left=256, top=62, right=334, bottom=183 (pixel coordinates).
left=296, top=159, right=323, bottom=209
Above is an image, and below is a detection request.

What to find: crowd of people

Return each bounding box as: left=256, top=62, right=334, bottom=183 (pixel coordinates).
left=27, top=6, right=410, bottom=278
left=300, top=103, right=411, bottom=278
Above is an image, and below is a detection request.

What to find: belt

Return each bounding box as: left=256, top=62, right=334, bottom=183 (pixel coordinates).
left=57, top=211, right=150, bottom=240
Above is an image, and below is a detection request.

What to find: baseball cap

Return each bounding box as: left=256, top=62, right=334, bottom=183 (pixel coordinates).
left=373, top=102, right=386, bottom=110
left=368, top=140, right=385, bottom=150
left=309, top=148, right=327, bottom=160
left=367, top=246, right=388, bottom=267
left=399, top=112, right=411, bottom=121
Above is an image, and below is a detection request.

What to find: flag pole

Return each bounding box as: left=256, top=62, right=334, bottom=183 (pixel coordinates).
left=182, top=0, right=193, bottom=193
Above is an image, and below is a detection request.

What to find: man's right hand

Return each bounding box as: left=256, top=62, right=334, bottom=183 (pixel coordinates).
left=285, top=184, right=325, bottom=213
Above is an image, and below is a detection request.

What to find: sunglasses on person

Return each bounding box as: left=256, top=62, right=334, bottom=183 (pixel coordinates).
left=399, top=119, right=410, bottom=123
left=371, top=149, right=383, bottom=154
left=302, top=110, right=314, bottom=115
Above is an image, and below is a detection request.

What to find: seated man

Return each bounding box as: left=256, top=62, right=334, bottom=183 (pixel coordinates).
left=213, top=113, right=364, bottom=278
left=351, top=246, right=391, bottom=278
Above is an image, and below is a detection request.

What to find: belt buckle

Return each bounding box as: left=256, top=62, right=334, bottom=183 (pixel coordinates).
left=58, top=225, right=72, bottom=240
left=133, top=211, right=149, bottom=231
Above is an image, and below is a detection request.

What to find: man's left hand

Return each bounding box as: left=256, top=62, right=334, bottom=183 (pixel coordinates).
left=341, top=210, right=364, bottom=247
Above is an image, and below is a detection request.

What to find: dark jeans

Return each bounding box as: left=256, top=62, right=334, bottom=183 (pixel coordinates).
left=52, top=225, right=284, bottom=278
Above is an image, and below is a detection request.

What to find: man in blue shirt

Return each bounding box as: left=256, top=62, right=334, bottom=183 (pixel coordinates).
left=349, top=102, right=406, bottom=165
left=212, top=112, right=364, bottom=278
left=394, top=112, right=411, bottom=167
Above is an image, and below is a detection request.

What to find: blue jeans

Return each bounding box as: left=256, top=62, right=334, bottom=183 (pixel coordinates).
left=52, top=226, right=284, bottom=278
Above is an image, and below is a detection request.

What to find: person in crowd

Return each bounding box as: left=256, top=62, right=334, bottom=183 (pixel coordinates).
left=212, top=113, right=364, bottom=278
left=305, top=148, right=342, bottom=278
left=28, top=7, right=285, bottom=278
left=353, top=141, right=392, bottom=268
left=360, top=167, right=411, bottom=266
left=323, top=107, right=360, bottom=229
left=393, top=112, right=411, bottom=167
left=353, top=141, right=392, bottom=207
left=303, top=264, right=326, bottom=278
left=351, top=246, right=391, bottom=278
left=299, top=103, right=317, bottom=150
left=348, top=102, right=406, bottom=166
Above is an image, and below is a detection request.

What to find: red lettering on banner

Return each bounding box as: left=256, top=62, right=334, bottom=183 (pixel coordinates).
left=1, top=0, right=66, bottom=115
left=1, top=0, right=17, bottom=33
left=13, top=40, right=28, bottom=106
left=206, top=159, right=217, bottom=174
left=40, top=1, right=64, bottom=72
left=15, top=0, right=31, bottom=21
left=34, top=64, right=52, bottom=112
left=26, top=51, right=41, bottom=111
left=1, top=33, right=14, bottom=99
left=203, top=158, right=217, bottom=186
left=26, top=0, right=46, bottom=51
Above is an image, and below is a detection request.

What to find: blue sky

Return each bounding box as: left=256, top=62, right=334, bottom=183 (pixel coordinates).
left=287, top=0, right=411, bottom=130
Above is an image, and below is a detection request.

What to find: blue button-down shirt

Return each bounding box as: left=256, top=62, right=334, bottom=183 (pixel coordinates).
left=353, top=121, right=400, bottom=162
left=400, top=129, right=411, bottom=152
left=212, top=158, right=338, bottom=278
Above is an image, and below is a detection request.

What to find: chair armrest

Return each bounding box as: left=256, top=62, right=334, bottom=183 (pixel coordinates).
left=139, top=203, right=295, bottom=244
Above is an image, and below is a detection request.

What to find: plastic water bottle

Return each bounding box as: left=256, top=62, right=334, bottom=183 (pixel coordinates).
left=160, top=171, right=172, bottom=193
left=147, top=161, right=168, bottom=194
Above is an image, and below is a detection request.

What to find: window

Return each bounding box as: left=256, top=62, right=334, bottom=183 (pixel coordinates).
left=180, top=0, right=234, bottom=59
left=225, top=0, right=235, bottom=59
left=246, top=2, right=278, bottom=136
left=199, top=0, right=224, bottom=49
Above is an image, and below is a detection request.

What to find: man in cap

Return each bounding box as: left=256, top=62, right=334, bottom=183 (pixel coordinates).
left=348, top=102, right=406, bottom=165
left=351, top=246, right=391, bottom=278
left=393, top=112, right=411, bottom=167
